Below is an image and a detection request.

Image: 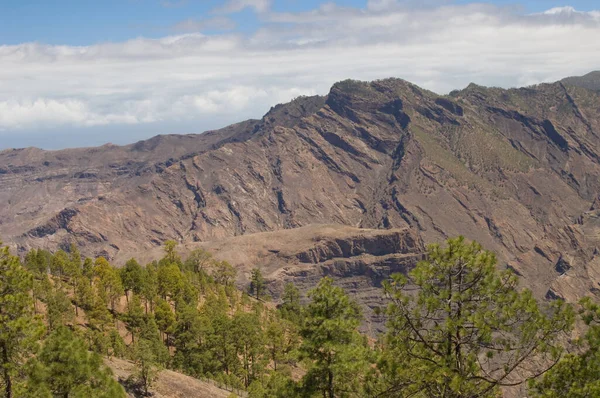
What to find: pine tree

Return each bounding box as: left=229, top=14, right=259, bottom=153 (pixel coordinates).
left=139, top=315, right=169, bottom=365
left=87, top=287, right=111, bottom=333
left=46, top=286, right=74, bottom=331
left=108, top=329, right=126, bottom=359
left=93, top=258, right=123, bottom=312
left=154, top=298, right=176, bottom=345
left=0, top=243, right=45, bottom=398
left=299, top=277, right=368, bottom=398
left=69, top=243, right=82, bottom=271
left=529, top=297, right=600, bottom=397
left=27, top=327, right=125, bottom=398
left=49, top=250, right=70, bottom=278
left=279, top=282, right=302, bottom=325
left=265, top=315, right=298, bottom=372
left=32, top=276, right=50, bottom=315
left=212, top=261, right=237, bottom=286
left=172, top=304, right=214, bottom=376
left=64, top=243, right=83, bottom=290
left=124, top=295, right=145, bottom=344
left=131, top=338, right=162, bottom=397
left=249, top=268, right=266, bottom=301
left=120, top=258, right=143, bottom=303
left=184, top=249, right=213, bottom=274
left=82, top=258, right=94, bottom=280
left=232, top=311, right=266, bottom=387
left=202, top=290, right=238, bottom=376
left=141, top=264, right=158, bottom=313
left=377, top=237, right=574, bottom=398
left=157, top=263, right=184, bottom=301
left=24, top=249, right=49, bottom=277
left=74, top=276, right=95, bottom=316
left=163, top=240, right=181, bottom=265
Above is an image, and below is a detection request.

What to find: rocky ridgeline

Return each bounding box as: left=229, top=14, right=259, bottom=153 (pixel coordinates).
left=1, top=74, right=600, bottom=309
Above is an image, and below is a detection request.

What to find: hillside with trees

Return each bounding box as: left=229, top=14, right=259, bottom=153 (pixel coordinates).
left=2, top=236, right=599, bottom=397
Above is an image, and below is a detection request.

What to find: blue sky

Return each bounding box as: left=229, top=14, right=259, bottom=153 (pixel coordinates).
left=1, top=0, right=597, bottom=45
left=1, top=0, right=332, bottom=45
left=0, top=0, right=599, bottom=149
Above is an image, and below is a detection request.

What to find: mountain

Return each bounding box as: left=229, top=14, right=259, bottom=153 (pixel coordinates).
left=561, top=70, right=600, bottom=92
left=2, top=74, right=600, bottom=305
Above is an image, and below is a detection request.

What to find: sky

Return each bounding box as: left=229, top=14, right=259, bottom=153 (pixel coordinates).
left=0, top=0, right=599, bottom=149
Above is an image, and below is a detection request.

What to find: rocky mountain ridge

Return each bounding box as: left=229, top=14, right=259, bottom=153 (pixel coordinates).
left=2, top=74, right=600, bottom=304
left=561, top=70, right=600, bottom=92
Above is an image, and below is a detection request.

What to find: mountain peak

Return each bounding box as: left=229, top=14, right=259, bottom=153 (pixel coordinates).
left=561, top=70, right=600, bottom=92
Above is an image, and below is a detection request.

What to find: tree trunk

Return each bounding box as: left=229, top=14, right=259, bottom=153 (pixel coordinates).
left=1, top=342, right=12, bottom=398
left=143, top=372, right=149, bottom=397
left=328, top=368, right=334, bottom=398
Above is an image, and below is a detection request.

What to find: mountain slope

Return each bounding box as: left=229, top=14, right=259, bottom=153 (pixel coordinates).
left=2, top=77, right=600, bottom=302
left=561, top=70, right=600, bottom=92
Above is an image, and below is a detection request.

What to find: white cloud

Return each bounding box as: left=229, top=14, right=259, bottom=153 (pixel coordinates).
left=544, top=6, right=576, bottom=15
left=0, top=2, right=599, bottom=140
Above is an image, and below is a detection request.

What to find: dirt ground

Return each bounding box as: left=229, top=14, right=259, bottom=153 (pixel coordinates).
left=105, top=357, right=237, bottom=398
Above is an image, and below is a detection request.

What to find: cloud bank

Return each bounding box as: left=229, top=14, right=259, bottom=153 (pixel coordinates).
left=1, top=2, right=599, bottom=145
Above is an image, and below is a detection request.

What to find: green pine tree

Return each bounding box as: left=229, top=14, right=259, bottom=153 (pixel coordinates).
left=93, top=258, right=124, bottom=312
left=154, top=298, right=176, bottom=345
left=249, top=268, right=266, bottom=301
left=27, top=327, right=125, bottom=398
left=184, top=249, right=213, bottom=274
left=131, top=338, right=161, bottom=397
left=529, top=297, right=600, bottom=397
left=0, top=243, right=45, bottom=398
left=376, top=236, right=574, bottom=398
left=299, top=277, right=368, bottom=398
left=74, top=276, right=95, bottom=316
left=120, top=258, right=144, bottom=303
left=46, top=287, right=74, bottom=331
left=232, top=311, right=266, bottom=387
left=279, top=282, right=302, bottom=325
left=141, top=264, right=158, bottom=314
left=124, top=295, right=145, bottom=344
left=172, top=304, right=214, bottom=376
left=212, top=261, right=237, bottom=286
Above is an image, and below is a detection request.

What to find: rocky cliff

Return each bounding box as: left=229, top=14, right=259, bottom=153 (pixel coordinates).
left=2, top=75, right=600, bottom=304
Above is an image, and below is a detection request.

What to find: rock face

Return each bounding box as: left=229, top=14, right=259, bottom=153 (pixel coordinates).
left=2, top=76, right=600, bottom=305
left=128, top=224, right=423, bottom=332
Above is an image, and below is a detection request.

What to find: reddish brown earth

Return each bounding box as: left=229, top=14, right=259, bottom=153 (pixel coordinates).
left=2, top=75, right=600, bottom=306
left=105, top=357, right=234, bottom=398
